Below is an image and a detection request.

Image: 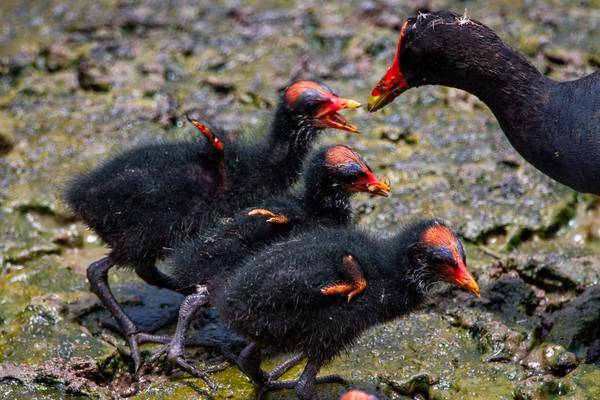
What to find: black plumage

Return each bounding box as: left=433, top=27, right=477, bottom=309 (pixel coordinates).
left=64, top=80, right=361, bottom=373
left=148, top=144, right=390, bottom=376
left=368, top=10, right=600, bottom=194
left=214, top=220, right=480, bottom=399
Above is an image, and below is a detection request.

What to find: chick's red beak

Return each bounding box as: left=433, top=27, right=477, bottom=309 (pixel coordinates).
left=314, top=96, right=361, bottom=133
left=441, top=260, right=480, bottom=297
left=346, top=171, right=391, bottom=197
left=368, top=20, right=410, bottom=112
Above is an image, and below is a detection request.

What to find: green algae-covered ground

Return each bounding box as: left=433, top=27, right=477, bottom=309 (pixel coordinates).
left=1, top=0, right=599, bottom=399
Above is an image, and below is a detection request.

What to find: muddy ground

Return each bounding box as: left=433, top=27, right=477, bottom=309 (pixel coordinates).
left=0, top=0, right=599, bottom=399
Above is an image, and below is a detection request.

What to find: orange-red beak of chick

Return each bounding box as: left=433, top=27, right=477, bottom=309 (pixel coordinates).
left=441, top=259, right=480, bottom=297
left=347, top=170, right=391, bottom=197
left=327, top=145, right=391, bottom=197
left=422, top=223, right=480, bottom=297
left=314, top=95, right=362, bottom=133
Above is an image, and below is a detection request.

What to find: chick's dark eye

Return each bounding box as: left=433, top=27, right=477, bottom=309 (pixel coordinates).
left=432, top=246, right=454, bottom=265
left=306, top=98, right=323, bottom=108
left=341, top=163, right=364, bottom=178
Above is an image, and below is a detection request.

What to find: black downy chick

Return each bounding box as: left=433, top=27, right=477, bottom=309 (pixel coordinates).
left=64, top=80, right=361, bottom=374
left=147, top=145, right=390, bottom=378
left=215, top=220, right=480, bottom=399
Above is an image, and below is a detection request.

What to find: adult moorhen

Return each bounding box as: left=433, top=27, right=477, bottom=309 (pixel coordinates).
left=368, top=10, right=600, bottom=194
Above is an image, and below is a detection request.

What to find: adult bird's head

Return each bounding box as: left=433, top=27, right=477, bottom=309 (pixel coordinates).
left=283, top=80, right=361, bottom=133
left=368, top=10, right=498, bottom=112
left=321, top=145, right=390, bottom=197
left=407, top=219, right=480, bottom=296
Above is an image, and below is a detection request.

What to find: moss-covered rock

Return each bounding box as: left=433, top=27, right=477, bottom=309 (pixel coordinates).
left=546, top=285, right=600, bottom=358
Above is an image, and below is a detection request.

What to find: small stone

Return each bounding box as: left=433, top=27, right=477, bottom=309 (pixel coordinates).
left=375, top=125, right=419, bottom=145
left=34, top=357, right=107, bottom=396
left=482, top=275, right=538, bottom=316
left=0, top=112, right=17, bottom=154
left=506, top=252, right=600, bottom=290
left=546, top=285, right=600, bottom=357
left=77, top=57, right=112, bottom=92
left=522, top=343, right=578, bottom=376
left=0, top=50, right=36, bottom=76
left=138, top=59, right=165, bottom=76
left=373, top=14, right=403, bottom=29
left=476, top=320, right=530, bottom=362
left=513, top=375, right=570, bottom=400
left=378, top=372, right=438, bottom=398
left=42, top=44, right=76, bottom=72
left=142, top=73, right=164, bottom=96
left=203, top=76, right=235, bottom=94
left=52, top=224, right=84, bottom=248
left=544, top=47, right=586, bottom=67
left=445, top=88, right=482, bottom=111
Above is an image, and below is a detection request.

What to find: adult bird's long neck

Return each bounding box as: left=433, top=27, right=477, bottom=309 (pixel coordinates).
left=434, top=40, right=551, bottom=157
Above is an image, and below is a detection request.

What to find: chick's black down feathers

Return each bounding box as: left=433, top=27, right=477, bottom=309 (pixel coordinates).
left=215, top=221, right=443, bottom=360
left=66, top=141, right=224, bottom=266
left=166, top=144, right=382, bottom=294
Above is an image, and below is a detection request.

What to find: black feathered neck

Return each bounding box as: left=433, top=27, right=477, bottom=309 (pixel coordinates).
left=221, top=102, right=325, bottom=196
left=265, top=103, right=324, bottom=169
left=302, top=182, right=352, bottom=226
left=214, top=103, right=326, bottom=204
left=405, top=12, right=548, bottom=125
left=300, top=155, right=353, bottom=226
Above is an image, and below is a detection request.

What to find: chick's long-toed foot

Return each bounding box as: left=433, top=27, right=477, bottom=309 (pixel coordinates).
left=264, top=374, right=348, bottom=390
left=247, top=208, right=289, bottom=224
left=144, top=290, right=226, bottom=390
left=147, top=345, right=226, bottom=390
left=266, top=353, right=306, bottom=381
left=321, top=255, right=367, bottom=301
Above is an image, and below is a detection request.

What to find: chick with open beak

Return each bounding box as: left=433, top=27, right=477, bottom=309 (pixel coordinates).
left=284, top=80, right=361, bottom=133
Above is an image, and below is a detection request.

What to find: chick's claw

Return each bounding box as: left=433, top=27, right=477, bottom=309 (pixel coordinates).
left=125, top=332, right=173, bottom=374
left=146, top=344, right=223, bottom=391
